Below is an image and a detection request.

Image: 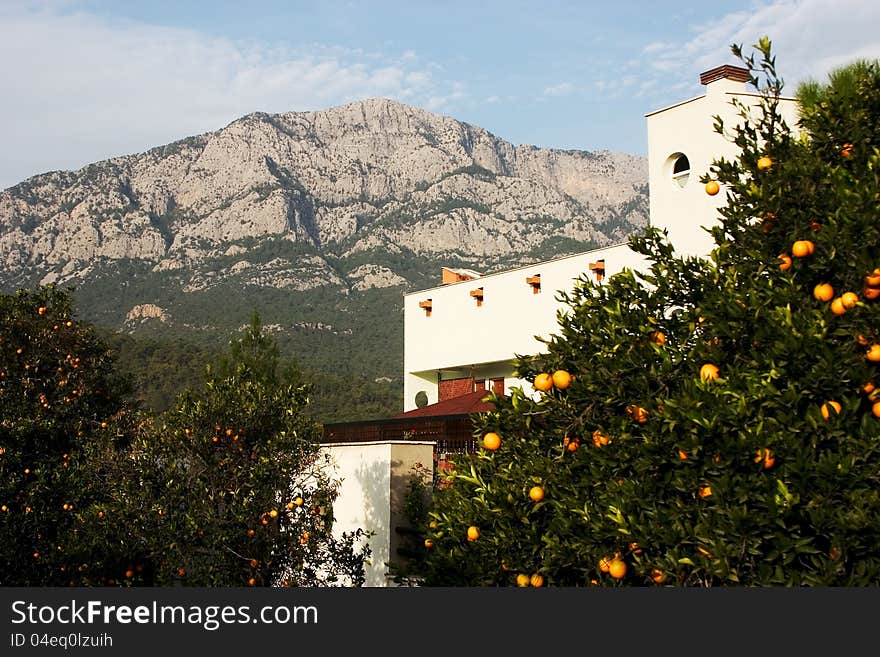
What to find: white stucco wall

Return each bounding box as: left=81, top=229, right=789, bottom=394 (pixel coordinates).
left=320, top=441, right=434, bottom=587
left=403, top=243, right=648, bottom=410
left=646, top=78, right=801, bottom=258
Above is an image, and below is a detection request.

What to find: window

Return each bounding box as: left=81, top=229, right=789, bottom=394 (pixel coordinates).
left=671, top=153, right=690, bottom=188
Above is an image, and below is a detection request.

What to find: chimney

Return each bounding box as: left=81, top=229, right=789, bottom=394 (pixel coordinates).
left=699, top=64, right=751, bottom=96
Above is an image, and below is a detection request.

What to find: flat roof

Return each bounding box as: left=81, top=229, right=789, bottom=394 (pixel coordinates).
left=404, top=240, right=633, bottom=297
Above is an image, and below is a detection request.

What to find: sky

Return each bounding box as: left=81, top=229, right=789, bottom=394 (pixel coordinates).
left=2, top=0, right=880, bottom=189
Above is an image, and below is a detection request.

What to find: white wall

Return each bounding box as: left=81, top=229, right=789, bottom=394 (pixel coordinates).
left=646, top=79, right=801, bottom=258
left=403, top=243, right=648, bottom=411
left=320, top=441, right=434, bottom=587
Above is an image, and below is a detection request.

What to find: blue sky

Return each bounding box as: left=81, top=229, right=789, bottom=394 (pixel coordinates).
left=2, top=0, right=880, bottom=188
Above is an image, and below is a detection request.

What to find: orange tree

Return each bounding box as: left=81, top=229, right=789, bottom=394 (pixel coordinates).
left=416, top=40, right=880, bottom=586
left=108, top=318, right=371, bottom=586
left=0, top=285, right=134, bottom=585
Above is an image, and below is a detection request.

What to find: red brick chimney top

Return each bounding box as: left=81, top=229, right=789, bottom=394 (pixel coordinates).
left=699, top=64, right=751, bottom=86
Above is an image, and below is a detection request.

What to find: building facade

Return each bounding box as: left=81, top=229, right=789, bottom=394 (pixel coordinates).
left=402, top=64, right=801, bottom=412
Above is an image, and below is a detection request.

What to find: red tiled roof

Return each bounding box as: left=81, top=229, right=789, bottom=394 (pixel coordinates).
left=393, top=389, right=496, bottom=418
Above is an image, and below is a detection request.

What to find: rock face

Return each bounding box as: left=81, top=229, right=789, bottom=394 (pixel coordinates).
left=0, top=98, right=647, bottom=294
left=0, top=98, right=648, bottom=386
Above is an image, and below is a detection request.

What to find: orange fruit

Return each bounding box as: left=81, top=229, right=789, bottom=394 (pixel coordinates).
left=247, top=529, right=255, bottom=536
left=551, top=370, right=572, bottom=389
left=530, top=573, right=545, bottom=587
left=533, top=373, right=553, bottom=392
left=698, top=485, right=712, bottom=499
left=424, top=539, right=434, bottom=549
left=867, top=345, right=880, bottom=362
left=821, top=401, right=842, bottom=420
left=516, top=573, right=531, bottom=587
left=125, top=569, right=134, bottom=578
left=177, top=567, right=186, bottom=577
left=566, top=438, right=580, bottom=452
left=529, top=486, right=545, bottom=502
left=482, top=432, right=501, bottom=451
left=608, top=558, right=627, bottom=579
left=300, top=531, right=310, bottom=545
left=830, top=298, right=847, bottom=315
left=841, top=143, right=854, bottom=157
left=294, top=497, right=304, bottom=507
left=268, top=509, right=278, bottom=519
left=650, top=331, right=666, bottom=345
left=813, top=283, right=834, bottom=302
left=626, top=405, right=648, bottom=423
left=598, top=557, right=611, bottom=573
left=467, top=526, right=480, bottom=542
left=705, top=180, right=720, bottom=196
left=778, top=254, right=792, bottom=271
left=286, top=501, right=295, bottom=510
left=248, top=577, right=256, bottom=586
left=873, top=401, right=880, bottom=418
left=791, top=240, right=814, bottom=258
left=38, top=307, right=46, bottom=315
left=864, top=286, right=880, bottom=300
left=250, top=559, right=259, bottom=568
left=592, top=429, right=609, bottom=447
left=651, top=568, right=667, bottom=584
left=756, top=156, right=773, bottom=171
left=699, top=363, right=719, bottom=382
left=865, top=270, right=880, bottom=287
left=841, top=292, right=859, bottom=309
left=678, top=449, right=688, bottom=460
left=863, top=381, right=876, bottom=394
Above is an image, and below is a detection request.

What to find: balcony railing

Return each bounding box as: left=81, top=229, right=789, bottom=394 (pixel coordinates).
left=322, top=414, right=479, bottom=455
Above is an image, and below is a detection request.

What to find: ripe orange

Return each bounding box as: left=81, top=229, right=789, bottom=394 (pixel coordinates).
left=651, top=568, right=667, bottom=584
left=533, top=373, right=553, bottom=392
left=38, top=307, right=46, bottom=315
left=754, top=448, right=775, bottom=469
left=247, top=529, right=255, bottom=536
left=756, top=156, right=773, bottom=171
left=300, top=531, right=310, bottom=545
left=268, top=509, right=278, bottom=519
left=863, top=381, right=876, bottom=394
left=551, top=370, right=572, bottom=389
left=778, top=254, right=792, bottom=271
left=294, top=497, right=304, bottom=507
left=705, top=180, right=720, bottom=196
left=592, top=429, right=609, bottom=447
left=678, top=449, right=688, bottom=460
left=830, top=298, right=846, bottom=315
left=516, top=573, right=531, bottom=587
left=867, top=345, right=880, bottom=362
left=529, top=573, right=545, bottom=587
left=598, top=557, right=611, bottom=573
left=249, top=559, right=259, bottom=568
left=865, top=270, right=880, bottom=287
left=813, top=283, right=834, bottom=302
left=424, top=539, right=434, bottom=549
left=841, top=292, right=859, bottom=309
left=467, top=526, right=480, bottom=542
left=650, top=331, right=666, bottom=345
left=608, top=558, right=627, bottom=579
left=566, top=438, right=580, bottom=452
left=821, top=401, right=842, bottom=420
left=248, top=577, right=256, bottom=586
left=791, top=240, right=814, bottom=257
left=125, top=570, right=134, bottom=578
left=700, top=363, right=719, bottom=382
left=698, top=485, right=712, bottom=499
left=529, top=486, right=545, bottom=502
left=864, top=286, right=880, bottom=300
left=482, top=432, right=501, bottom=451
left=873, top=401, right=880, bottom=418
left=177, top=567, right=186, bottom=577
left=841, top=143, right=854, bottom=157
left=626, top=405, right=648, bottom=424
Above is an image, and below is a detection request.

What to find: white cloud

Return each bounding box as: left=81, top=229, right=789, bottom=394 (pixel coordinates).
left=641, top=0, right=880, bottom=97
left=543, top=82, right=575, bottom=97
left=0, top=4, right=462, bottom=188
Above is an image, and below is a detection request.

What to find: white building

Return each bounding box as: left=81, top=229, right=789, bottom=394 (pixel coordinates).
left=401, top=64, right=801, bottom=412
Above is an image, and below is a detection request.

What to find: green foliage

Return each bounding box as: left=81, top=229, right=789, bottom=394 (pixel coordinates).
left=0, top=286, right=370, bottom=586
left=417, top=40, right=880, bottom=586
left=0, top=285, right=134, bottom=584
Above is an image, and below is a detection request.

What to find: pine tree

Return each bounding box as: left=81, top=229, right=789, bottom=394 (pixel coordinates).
left=418, top=40, right=880, bottom=586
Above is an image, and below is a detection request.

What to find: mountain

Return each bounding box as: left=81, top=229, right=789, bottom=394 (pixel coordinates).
left=0, top=98, right=648, bottom=420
